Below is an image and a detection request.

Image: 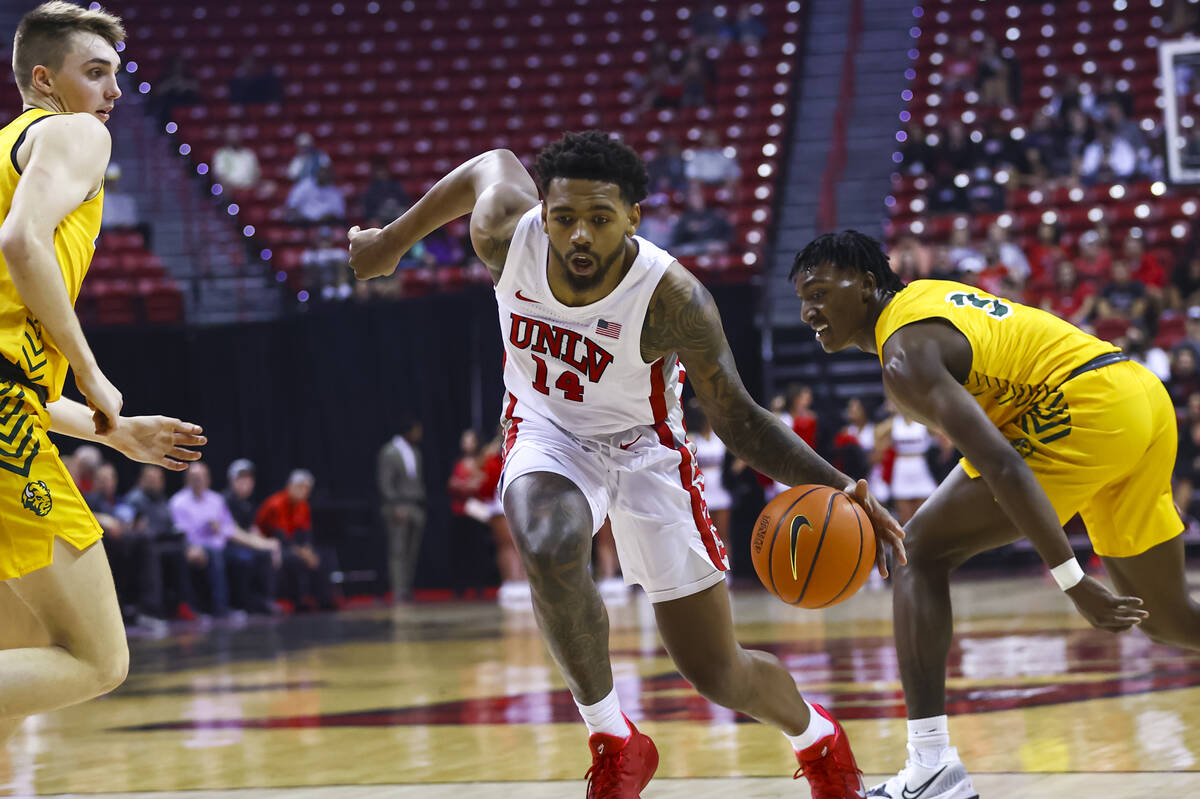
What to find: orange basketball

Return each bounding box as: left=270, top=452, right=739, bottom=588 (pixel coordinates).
left=750, top=484, right=876, bottom=608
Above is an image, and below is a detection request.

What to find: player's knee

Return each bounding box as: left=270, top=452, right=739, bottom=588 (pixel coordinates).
left=900, top=521, right=957, bottom=573
left=92, top=640, right=130, bottom=695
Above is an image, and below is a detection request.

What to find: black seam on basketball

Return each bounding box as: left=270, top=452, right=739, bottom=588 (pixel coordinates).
left=766, top=485, right=825, bottom=602
left=794, top=491, right=837, bottom=605
left=818, top=494, right=866, bottom=608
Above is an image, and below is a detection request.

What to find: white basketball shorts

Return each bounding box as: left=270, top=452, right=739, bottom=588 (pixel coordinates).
left=499, top=413, right=729, bottom=603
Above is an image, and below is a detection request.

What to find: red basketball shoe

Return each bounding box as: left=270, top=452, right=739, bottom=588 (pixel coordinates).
left=794, top=704, right=866, bottom=798
left=584, top=715, right=659, bottom=798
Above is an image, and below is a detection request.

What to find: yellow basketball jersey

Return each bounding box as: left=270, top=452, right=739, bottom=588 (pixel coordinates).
left=0, top=108, right=103, bottom=404
left=873, top=279, right=1120, bottom=429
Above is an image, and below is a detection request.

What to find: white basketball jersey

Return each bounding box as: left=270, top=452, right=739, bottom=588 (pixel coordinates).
left=496, top=206, right=683, bottom=438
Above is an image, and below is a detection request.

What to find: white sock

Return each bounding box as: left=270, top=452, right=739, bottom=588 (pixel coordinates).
left=786, top=700, right=836, bottom=751
left=907, top=715, right=950, bottom=767
left=575, top=688, right=631, bottom=738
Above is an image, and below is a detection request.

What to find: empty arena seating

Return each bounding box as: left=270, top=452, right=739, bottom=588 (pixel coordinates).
left=112, top=0, right=804, bottom=287
left=77, top=229, right=185, bottom=326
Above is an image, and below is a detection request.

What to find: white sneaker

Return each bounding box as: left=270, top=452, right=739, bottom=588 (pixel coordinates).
left=867, top=745, right=978, bottom=799
left=498, top=581, right=532, bottom=609
left=597, top=576, right=629, bottom=606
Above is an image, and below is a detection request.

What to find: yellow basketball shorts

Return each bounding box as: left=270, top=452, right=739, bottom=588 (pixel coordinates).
left=962, top=359, right=1182, bottom=558
left=0, top=379, right=102, bottom=580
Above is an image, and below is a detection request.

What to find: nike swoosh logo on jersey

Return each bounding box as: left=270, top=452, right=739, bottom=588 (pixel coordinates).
left=901, top=766, right=947, bottom=799
left=514, top=290, right=540, bottom=303
left=618, top=434, right=642, bottom=450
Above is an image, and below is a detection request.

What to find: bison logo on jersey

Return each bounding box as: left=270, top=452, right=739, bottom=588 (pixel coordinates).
left=508, top=313, right=615, bottom=383
left=21, top=480, right=52, bottom=517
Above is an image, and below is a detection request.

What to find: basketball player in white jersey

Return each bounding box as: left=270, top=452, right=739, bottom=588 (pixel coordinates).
left=348, top=131, right=905, bottom=799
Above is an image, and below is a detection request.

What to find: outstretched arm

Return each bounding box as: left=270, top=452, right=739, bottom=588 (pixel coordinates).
left=881, top=322, right=1146, bottom=631
left=641, top=263, right=905, bottom=574
left=47, top=396, right=206, bottom=471
left=348, top=149, right=538, bottom=282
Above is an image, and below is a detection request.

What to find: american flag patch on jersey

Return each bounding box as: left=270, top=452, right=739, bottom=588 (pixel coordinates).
left=595, top=319, right=622, bottom=339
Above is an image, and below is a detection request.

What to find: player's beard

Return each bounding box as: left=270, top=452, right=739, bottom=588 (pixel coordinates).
left=551, top=240, right=627, bottom=294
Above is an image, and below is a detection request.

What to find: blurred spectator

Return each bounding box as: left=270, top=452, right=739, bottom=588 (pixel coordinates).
left=888, top=235, right=933, bottom=283
left=286, top=165, right=347, bottom=225
left=1022, top=110, right=1069, bottom=180
left=688, top=0, right=724, bottom=48
left=1169, top=347, right=1200, bottom=407
left=1062, top=108, right=1095, bottom=176
left=946, top=226, right=985, bottom=273
left=1027, top=220, right=1065, bottom=293
left=687, top=402, right=732, bottom=558
left=1040, top=260, right=1097, bottom=326
left=362, top=157, right=410, bottom=224
left=942, top=37, right=978, bottom=94
left=685, top=129, right=740, bottom=186
left=929, top=122, right=978, bottom=174
left=478, top=430, right=528, bottom=606
left=1122, top=325, right=1171, bottom=382
left=228, top=54, right=282, bottom=105
left=150, top=56, right=201, bottom=124
left=419, top=227, right=465, bottom=267
left=67, top=444, right=102, bottom=494
left=883, top=413, right=937, bottom=524
left=170, top=462, right=239, bottom=619
left=1088, top=74, right=1135, bottom=122
left=122, top=465, right=189, bottom=623
left=379, top=419, right=426, bottom=602
left=301, top=226, right=352, bottom=300
left=1096, top=259, right=1149, bottom=326
left=1080, top=122, right=1138, bottom=185
left=978, top=118, right=1027, bottom=174
left=256, top=469, right=333, bottom=611
left=925, top=431, right=960, bottom=483
left=221, top=459, right=281, bottom=614
left=646, top=136, right=689, bottom=195
left=1074, top=230, right=1113, bottom=282
left=679, top=54, right=712, bottom=108
left=671, top=187, right=733, bottom=255
left=447, top=429, right=488, bottom=596
left=100, top=163, right=139, bottom=231
left=976, top=36, right=1019, bottom=106
left=986, top=222, right=1030, bottom=281
left=287, top=132, right=331, bottom=183
left=1048, top=74, right=1084, bottom=122
left=721, top=3, right=767, bottom=48
left=1123, top=236, right=1167, bottom=292
left=638, top=195, right=678, bottom=249
left=212, top=127, right=261, bottom=192
left=830, top=399, right=870, bottom=482
left=788, top=385, right=819, bottom=451
left=1170, top=256, right=1200, bottom=310
left=84, top=464, right=141, bottom=624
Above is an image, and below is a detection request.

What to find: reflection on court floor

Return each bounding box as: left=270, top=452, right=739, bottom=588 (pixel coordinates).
left=2, top=571, right=1198, bottom=797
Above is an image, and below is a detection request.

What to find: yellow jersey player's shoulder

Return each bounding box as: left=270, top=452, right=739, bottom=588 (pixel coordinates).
left=18, top=111, right=110, bottom=171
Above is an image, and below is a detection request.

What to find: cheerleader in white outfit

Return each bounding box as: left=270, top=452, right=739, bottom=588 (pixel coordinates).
left=883, top=413, right=938, bottom=524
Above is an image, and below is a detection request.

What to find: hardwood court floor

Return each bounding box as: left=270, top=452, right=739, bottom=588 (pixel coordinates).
left=3, top=569, right=1199, bottom=798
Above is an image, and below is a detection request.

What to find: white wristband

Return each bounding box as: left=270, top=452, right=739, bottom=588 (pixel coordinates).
left=1050, top=558, right=1085, bottom=591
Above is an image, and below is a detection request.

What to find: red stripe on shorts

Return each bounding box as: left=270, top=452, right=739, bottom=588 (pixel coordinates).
left=501, top=392, right=521, bottom=462
left=648, top=358, right=727, bottom=571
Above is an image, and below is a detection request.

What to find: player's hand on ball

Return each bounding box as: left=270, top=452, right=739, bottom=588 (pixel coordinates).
left=108, top=415, right=206, bottom=471
left=1065, top=576, right=1148, bottom=632
left=845, top=478, right=907, bottom=578
left=347, top=225, right=399, bottom=279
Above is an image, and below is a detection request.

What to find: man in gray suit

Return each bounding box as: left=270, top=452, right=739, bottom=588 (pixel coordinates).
left=378, top=419, right=426, bottom=601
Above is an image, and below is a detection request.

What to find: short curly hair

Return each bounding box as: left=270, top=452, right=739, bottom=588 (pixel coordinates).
left=790, top=230, right=906, bottom=294
left=534, top=130, right=648, bottom=206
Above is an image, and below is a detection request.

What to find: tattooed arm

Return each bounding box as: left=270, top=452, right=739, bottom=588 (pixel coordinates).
left=641, top=263, right=906, bottom=572
left=347, top=149, right=539, bottom=282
